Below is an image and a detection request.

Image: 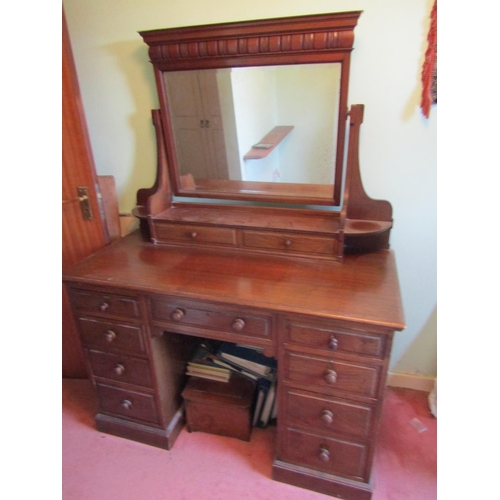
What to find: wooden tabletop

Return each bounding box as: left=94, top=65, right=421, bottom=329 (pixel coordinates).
left=63, top=232, right=405, bottom=332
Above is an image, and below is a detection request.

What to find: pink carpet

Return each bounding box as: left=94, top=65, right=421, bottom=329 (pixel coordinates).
left=62, top=379, right=436, bottom=500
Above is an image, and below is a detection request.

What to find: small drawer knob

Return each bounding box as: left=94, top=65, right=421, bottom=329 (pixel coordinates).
left=324, top=369, right=337, bottom=385
left=121, top=399, right=132, bottom=410
left=114, top=364, right=125, bottom=376
left=284, top=239, right=292, bottom=247
left=171, top=308, right=185, bottom=321
left=318, top=446, right=330, bottom=462
left=99, top=302, right=109, bottom=312
left=231, top=318, right=246, bottom=331
left=320, top=409, right=334, bottom=425
left=190, top=232, right=198, bottom=239
left=104, top=330, right=116, bottom=343
left=328, top=335, right=339, bottom=350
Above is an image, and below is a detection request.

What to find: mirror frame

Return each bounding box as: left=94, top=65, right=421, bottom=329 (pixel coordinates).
left=140, top=11, right=361, bottom=207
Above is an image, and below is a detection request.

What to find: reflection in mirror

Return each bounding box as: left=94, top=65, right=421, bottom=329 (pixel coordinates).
left=163, top=63, right=341, bottom=200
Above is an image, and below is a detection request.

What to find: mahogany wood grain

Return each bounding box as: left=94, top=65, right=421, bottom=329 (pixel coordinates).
left=140, top=12, right=361, bottom=206
left=283, top=388, right=375, bottom=439
left=87, top=350, right=153, bottom=388
left=280, top=427, right=369, bottom=481
left=284, top=351, right=381, bottom=399
left=284, top=321, right=386, bottom=359
left=182, top=375, right=255, bottom=441
left=64, top=232, right=404, bottom=331
left=177, top=178, right=335, bottom=204
left=64, top=232, right=404, bottom=499
left=96, top=383, right=160, bottom=425
left=76, top=317, right=146, bottom=355
left=154, top=204, right=341, bottom=233
left=97, top=175, right=121, bottom=242
left=64, top=12, right=406, bottom=499
left=62, top=9, right=108, bottom=377
left=342, top=105, right=393, bottom=223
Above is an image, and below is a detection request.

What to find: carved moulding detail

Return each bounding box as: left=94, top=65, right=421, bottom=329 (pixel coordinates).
left=149, top=30, right=354, bottom=63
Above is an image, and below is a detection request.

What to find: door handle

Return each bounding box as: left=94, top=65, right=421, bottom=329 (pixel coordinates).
left=62, top=187, right=94, bottom=221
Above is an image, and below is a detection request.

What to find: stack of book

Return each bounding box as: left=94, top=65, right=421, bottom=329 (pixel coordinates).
left=216, top=343, right=277, bottom=428
left=185, top=344, right=231, bottom=382
left=185, top=341, right=278, bottom=427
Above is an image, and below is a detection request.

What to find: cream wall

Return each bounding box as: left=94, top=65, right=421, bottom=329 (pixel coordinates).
left=63, top=0, right=437, bottom=379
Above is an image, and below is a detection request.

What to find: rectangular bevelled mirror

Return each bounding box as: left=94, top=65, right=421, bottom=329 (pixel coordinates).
left=140, top=11, right=361, bottom=207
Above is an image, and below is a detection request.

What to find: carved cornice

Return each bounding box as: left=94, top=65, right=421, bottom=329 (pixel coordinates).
left=140, top=11, right=361, bottom=68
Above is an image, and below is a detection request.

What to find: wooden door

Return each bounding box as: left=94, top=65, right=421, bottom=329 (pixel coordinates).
left=62, top=10, right=108, bottom=377
left=165, top=70, right=229, bottom=180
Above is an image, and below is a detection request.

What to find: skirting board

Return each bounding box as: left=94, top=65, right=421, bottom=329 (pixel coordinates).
left=386, top=372, right=435, bottom=392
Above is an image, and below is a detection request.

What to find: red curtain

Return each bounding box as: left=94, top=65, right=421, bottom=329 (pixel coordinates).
left=421, top=1, right=437, bottom=118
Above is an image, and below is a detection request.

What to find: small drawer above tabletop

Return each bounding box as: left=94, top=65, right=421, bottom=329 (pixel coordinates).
left=154, top=222, right=237, bottom=247
left=242, top=230, right=339, bottom=258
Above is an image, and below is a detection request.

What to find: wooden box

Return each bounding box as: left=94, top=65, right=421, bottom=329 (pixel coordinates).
left=181, top=375, right=256, bottom=441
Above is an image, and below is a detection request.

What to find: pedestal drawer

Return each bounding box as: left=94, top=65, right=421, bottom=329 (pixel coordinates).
left=284, top=352, right=381, bottom=398
left=285, top=321, right=386, bottom=358
left=71, top=290, right=140, bottom=319
left=77, top=317, right=146, bottom=354
left=96, top=383, right=160, bottom=425
left=281, top=427, right=369, bottom=481
left=88, top=350, right=153, bottom=388
left=284, top=389, right=374, bottom=439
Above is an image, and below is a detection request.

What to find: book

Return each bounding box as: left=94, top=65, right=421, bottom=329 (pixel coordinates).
left=252, top=377, right=272, bottom=426
left=188, top=345, right=231, bottom=372
left=187, top=361, right=229, bottom=375
left=217, top=343, right=277, bottom=377
left=259, top=379, right=276, bottom=427
left=208, top=356, right=259, bottom=381
left=186, top=366, right=230, bottom=382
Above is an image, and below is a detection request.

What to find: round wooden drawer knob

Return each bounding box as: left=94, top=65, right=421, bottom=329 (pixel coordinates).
left=171, top=308, right=185, bottom=321
left=231, top=318, right=246, bottom=331
left=320, top=409, right=334, bottom=425
left=324, top=369, right=337, bottom=384
left=121, top=399, right=132, bottom=410
left=284, top=239, right=292, bottom=247
left=318, top=447, right=330, bottom=462
left=99, top=302, right=109, bottom=312
left=114, top=364, right=125, bottom=376
left=104, top=330, right=116, bottom=343
left=328, top=335, right=339, bottom=350
left=191, top=232, right=198, bottom=239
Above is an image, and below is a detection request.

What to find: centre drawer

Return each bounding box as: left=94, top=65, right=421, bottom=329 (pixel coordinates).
left=150, top=298, right=271, bottom=338
left=284, top=351, right=381, bottom=398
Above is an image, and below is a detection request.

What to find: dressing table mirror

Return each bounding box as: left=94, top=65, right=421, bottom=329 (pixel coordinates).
left=134, top=10, right=394, bottom=259
left=64, top=11, right=404, bottom=500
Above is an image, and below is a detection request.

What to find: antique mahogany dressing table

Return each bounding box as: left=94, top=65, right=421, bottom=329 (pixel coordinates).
left=64, top=12, right=405, bottom=500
